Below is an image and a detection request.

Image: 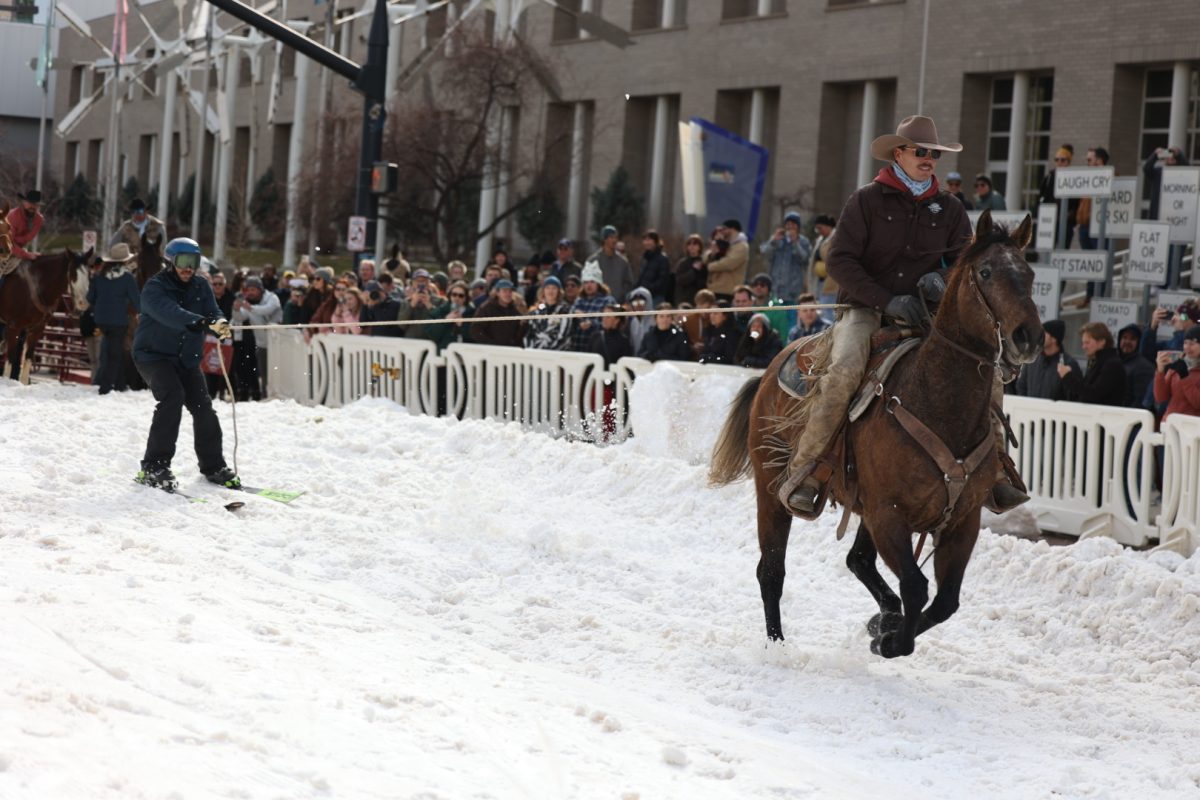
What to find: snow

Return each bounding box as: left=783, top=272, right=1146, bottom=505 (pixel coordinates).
left=2, top=377, right=1200, bottom=799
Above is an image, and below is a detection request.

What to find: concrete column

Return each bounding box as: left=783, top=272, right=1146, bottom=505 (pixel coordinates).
left=756, top=0, right=772, bottom=15
left=579, top=0, right=594, bottom=39
left=495, top=106, right=514, bottom=244
left=1005, top=71, right=1029, bottom=209
left=749, top=88, right=765, bottom=145
left=566, top=102, right=587, bottom=242
left=856, top=80, right=879, bottom=188
left=661, top=0, right=676, bottom=27
left=385, top=4, right=405, bottom=103
left=475, top=121, right=499, bottom=271
left=191, top=51, right=213, bottom=239
left=1169, top=61, right=1191, bottom=151
left=213, top=46, right=238, bottom=264
left=649, top=95, right=669, bottom=225
left=282, top=22, right=312, bottom=269
left=156, top=70, right=177, bottom=221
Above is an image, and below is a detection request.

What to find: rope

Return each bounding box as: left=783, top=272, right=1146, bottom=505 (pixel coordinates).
left=216, top=336, right=238, bottom=477
left=226, top=301, right=849, bottom=333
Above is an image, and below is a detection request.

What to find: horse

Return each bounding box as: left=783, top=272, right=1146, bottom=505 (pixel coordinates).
left=709, top=210, right=1044, bottom=659
left=0, top=248, right=93, bottom=383
left=0, top=204, right=12, bottom=258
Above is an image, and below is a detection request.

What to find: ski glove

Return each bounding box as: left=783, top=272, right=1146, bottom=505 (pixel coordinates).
left=208, top=318, right=233, bottom=340
left=884, top=294, right=927, bottom=328
left=916, top=271, right=947, bottom=307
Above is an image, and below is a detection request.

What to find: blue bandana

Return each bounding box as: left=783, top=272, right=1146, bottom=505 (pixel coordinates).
left=892, top=163, right=932, bottom=197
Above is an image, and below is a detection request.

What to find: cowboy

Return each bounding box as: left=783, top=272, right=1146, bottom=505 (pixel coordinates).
left=775, top=115, right=1030, bottom=517
left=6, top=189, right=44, bottom=261
left=132, top=237, right=239, bottom=493
left=109, top=197, right=168, bottom=255
left=85, top=243, right=141, bottom=394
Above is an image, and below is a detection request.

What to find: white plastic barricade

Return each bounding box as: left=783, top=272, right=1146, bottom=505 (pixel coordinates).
left=443, top=343, right=605, bottom=435
left=1157, top=413, right=1200, bottom=555
left=1004, top=396, right=1159, bottom=546
left=265, top=328, right=313, bottom=403
left=310, top=334, right=442, bottom=412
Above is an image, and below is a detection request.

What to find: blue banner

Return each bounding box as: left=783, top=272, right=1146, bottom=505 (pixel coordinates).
left=690, top=117, right=769, bottom=240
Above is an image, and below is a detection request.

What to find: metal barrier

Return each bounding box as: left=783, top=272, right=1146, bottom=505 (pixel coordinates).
left=1157, top=413, right=1200, bottom=555
left=1004, top=397, right=1159, bottom=547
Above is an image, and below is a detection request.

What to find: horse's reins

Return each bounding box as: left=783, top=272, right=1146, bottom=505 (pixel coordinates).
left=925, top=266, right=1019, bottom=384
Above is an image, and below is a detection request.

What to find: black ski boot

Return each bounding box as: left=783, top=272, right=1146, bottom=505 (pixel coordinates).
left=203, top=466, right=242, bottom=489
left=136, top=462, right=178, bottom=492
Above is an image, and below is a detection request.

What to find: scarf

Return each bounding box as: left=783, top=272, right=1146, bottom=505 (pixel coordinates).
left=892, top=163, right=932, bottom=197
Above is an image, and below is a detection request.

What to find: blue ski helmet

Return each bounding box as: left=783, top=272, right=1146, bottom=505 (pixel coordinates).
left=164, top=237, right=203, bottom=271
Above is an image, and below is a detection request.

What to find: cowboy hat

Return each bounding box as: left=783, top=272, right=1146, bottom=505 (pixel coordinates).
left=871, top=115, right=962, bottom=162
left=17, top=189, right=42, bottom=204
left=101, top=242, right=136, bottom=264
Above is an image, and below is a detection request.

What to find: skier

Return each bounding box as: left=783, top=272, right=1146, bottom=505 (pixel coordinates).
left=132, top=237, right=240, bottom=492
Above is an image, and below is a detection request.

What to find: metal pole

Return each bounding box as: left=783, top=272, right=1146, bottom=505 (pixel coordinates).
left=213, top=46, right=238, bottom=263
left=282, top=21, right=312, bottom=268
left=916, top=0, right=930, bottom=115
left=1096, top=197, right=1109, bottom=298
left=356, top=0, right=389, bottom=255
left=307, top=0, right=335, bottom=256
left=191, top=16, right=214, bottom=239
left=157, top=68, right=178, bottom=221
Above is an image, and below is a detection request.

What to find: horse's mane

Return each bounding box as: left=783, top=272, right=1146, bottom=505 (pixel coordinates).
left=954, top=224, right=1015, bottom=270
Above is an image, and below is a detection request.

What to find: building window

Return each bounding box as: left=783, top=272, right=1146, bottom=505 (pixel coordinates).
left=552, top=0, right=582, bottom=41
left=1139, top=66, right=1200, bottom=164
left=69, top=65, right=85, bottom=107
left=984, top=73, right=1053, bottom=211
left=64, top=141, right=80, bottom=183
left=722, top=0, right=784, bottom=20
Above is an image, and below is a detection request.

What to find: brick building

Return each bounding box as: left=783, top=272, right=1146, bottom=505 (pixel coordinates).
left=50, top=0, right=1200, bottom=263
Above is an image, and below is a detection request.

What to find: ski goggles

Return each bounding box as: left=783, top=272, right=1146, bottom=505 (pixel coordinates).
left=172, top=252, right=201, bottom=271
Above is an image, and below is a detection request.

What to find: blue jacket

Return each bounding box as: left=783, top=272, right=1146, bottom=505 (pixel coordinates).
left=86, top=268, right=140, bottom=328
left=759, top=234, right=812, bottom=304
left=133, top=269, right=221, bottom=367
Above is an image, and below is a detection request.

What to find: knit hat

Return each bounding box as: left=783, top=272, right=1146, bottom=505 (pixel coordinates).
left=494, top=279, right=515, bottom=290
left=1043, top=319, right=1066, bottom=348
left=750, top=272, right=772, bottom=287
left=314, top=266, right=335, bottom=283
left=814, top=214, right=837, bottom=228
left=784, top=211, right=802, bottom=227
left=946, top=171, right=963, bottom=182
left=1184, top=326, right=1200, bottom=344
left=581, top=262, right=603, bottom=284
left=722, top=219, right=743, bottom=232
left=600, top=225, right=618, bottom=240
left=563, top=274, right=582, bottom=286
left=541, top=276, right=563, bottom=290
left=243, top=275, right=264, bottom=290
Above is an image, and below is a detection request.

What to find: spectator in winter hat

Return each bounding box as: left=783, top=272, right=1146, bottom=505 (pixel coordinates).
left=232, top=274, right=282, bottom=399
left=469, top=277, right=489, bottom=308
left=524, top=276, right=572, bottom=351
left=1015, top=318, right=1080, bottom=400
left=944, top=171, right=973, bottom=209
left=363, top=277, right=404, bottom=338
left=562, top=273, right=582, bottom=306
left=571, top=263, right=616, bottom=351
left=973, top=174, right=1006, bottom=211
left=759, top=211, right=812, bottom=317
left=736, top=312, right=784, bottom=369
left=636, top=229, right=673, bottom=306
left=470, top=279, right=523, bottom=347
left=584, top=224, right=634, bottom=302
left=1153, top=325, right=1200, bottom=420
left=550, top=239, right=582, bottom=284
left=1116, top=324, right=1155, bottom=408
left=625, top=286, right=654, bottom=355
left=749, top=273, right=790, bottom=341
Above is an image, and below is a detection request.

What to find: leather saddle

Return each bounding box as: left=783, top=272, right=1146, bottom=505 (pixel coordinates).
left=777, top=325, right=921, bottom=407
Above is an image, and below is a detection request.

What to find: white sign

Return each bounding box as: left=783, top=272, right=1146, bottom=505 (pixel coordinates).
left=1126, top=221, right=1171, bottom=285
left=1089, top=299, right=1141, bottom=335
left=1031, top=267, right=1061, bottom=322
left=1157, top=166, right=1200, bottom=243
left=1054, top=166, right=1115, bottom=198
left=1035, top=203, right=1057, bottom=251
left=1050, top=250, right=1108, bottom=281
left=1090, top=176, right=1139, bottom=239
left=82, top=230, right=97, bottom=253
left=346, top=215, right=368, bottom=252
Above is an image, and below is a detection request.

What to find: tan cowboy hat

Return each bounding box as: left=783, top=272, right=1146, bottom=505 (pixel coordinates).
left=871, top=115, right=962, bottom=162
left=102, top=242, right=136, bottom=264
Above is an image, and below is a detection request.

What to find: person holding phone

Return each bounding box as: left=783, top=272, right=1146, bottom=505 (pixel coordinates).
left=1015, top=319, right=1081, bottom=400
left=1154, top=326, right=1200, bottom=421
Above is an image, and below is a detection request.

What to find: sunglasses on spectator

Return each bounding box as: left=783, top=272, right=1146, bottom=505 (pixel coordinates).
left=449, top=291, right=466, bottom=298
left=904, top=146, right=942, bottom=160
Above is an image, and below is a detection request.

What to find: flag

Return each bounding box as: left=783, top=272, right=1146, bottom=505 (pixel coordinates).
left=112, top=0, right=128, bottom=65
left=35, top=0, right=56, bottom=89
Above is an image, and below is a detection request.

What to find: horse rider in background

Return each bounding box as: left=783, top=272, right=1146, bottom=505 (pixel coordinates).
left=110, top=197, right=167, bottom=256
left=5, top=189, right=43, bottom=262
left=774, top=115, right=1031, bottom=518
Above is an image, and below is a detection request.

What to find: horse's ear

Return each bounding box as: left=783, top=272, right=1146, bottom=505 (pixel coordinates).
left=974, top=209, right=994, bottom=241
left=1012, top=213, right=1033, bottom=251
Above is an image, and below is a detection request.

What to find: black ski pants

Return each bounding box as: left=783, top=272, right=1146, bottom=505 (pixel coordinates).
left=135, top=358, right=226, bottom=474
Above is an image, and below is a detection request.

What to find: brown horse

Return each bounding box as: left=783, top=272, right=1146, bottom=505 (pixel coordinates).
left=134, top=231, right=165, bottom=288
left=0, top=248, right=93, bottom=382
left=710, top=211, right=1044, bottom=658
left=0, top=204, right=12, bottom=258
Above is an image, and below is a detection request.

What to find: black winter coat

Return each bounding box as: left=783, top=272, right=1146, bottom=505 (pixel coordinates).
left=736, top=328, right=784, bottom=369
left=698, top=319, right=740, bottom=364
left=132, top=269, right=221, bottom=368
left=637, top=325, right=691, bottom=363
left=589, top=328, right=633, bottom=367
left=1061, top=347, right=1126, bottom=406
left=636, top=249, right=673, bottom=304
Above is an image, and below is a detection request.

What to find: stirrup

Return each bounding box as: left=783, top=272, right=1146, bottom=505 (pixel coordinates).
left=984, top=480, right=1030, bottom=514
left=777, top=465, right=823, bottom=519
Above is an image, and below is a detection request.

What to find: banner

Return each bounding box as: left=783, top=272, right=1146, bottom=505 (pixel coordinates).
left=688, top=117, right=769, bottom=239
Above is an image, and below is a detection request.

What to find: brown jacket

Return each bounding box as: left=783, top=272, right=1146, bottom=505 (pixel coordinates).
left=827, top=176, right=972, bottom=312
left=469, top=297, right=523, bottom=347
left=705, top=238, right=749, bottom=296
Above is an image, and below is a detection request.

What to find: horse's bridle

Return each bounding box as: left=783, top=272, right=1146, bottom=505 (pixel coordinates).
left=926, top=260, right=1020, bottom=383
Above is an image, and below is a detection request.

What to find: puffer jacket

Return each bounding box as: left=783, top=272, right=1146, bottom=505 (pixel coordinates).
left=132, top=269, right=221, bottom=368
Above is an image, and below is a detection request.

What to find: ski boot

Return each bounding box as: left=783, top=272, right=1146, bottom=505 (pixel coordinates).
left=136, top=462, right=178, bottom=492
left=203, top=466, right=242, bottom=489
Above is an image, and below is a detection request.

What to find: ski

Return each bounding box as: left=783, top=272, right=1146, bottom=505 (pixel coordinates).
left=133, top=478, right=245, bottom=512
left=223, top=484, right=305, bottom=504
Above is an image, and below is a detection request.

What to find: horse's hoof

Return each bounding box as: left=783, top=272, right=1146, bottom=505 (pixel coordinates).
left=870, top=631, right=914, bottom=659
left=866, top=612, right=902, bottom=637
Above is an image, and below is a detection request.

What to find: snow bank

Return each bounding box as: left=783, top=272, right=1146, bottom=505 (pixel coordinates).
left=625, top=364, right=749, bottom=464
left=1, top=381, right=1199, bottom=799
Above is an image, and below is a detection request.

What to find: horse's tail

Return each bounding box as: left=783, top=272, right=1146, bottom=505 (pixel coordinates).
left=709, top=376, right=762, bottom=486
